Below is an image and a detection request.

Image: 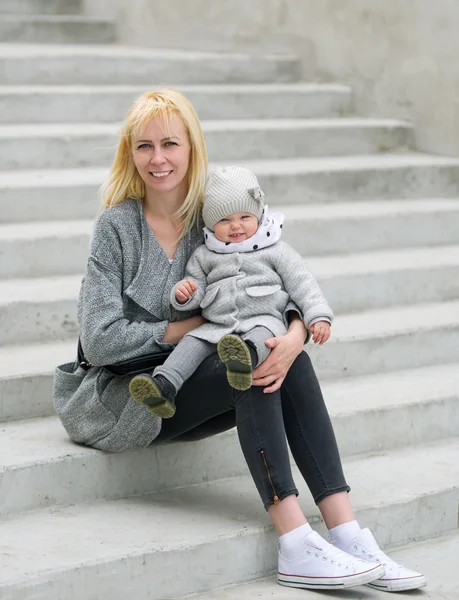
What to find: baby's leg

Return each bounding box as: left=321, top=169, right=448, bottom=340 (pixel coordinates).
left=129, top=336, right=215, bottom=418
left=154, top=336, right=215, bottom=392
left=217, top=327, right=274, bottom=390
left=241, top=326, right=275, bottom=367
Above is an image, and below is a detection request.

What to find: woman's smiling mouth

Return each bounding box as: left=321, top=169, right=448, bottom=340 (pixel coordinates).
left=150, top=170, right=173, bottom=180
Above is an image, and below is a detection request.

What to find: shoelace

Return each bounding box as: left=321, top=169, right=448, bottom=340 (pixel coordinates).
left=355, top=545, right=402, bottom=573
left=305, top=541, right=368, bottom=572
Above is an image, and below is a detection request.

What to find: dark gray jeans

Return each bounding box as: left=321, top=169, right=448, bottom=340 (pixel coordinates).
left=154, top=350, right=350, bottom=510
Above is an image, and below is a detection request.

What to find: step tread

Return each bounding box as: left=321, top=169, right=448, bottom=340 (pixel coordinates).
left=180, top=532, right=459, bottom=599
left=1, top=362, right=458, bottom=467
left=1, top=436, right=458, bottom=586
left=0, top=117, right=412, bottom=137
left=2, top=244, right=459, bottom=304
left=0, top=82, right=352, bottom=94
left=0, top=43, right=298, bottom=60
left=1, top=154, right=459, bottom=187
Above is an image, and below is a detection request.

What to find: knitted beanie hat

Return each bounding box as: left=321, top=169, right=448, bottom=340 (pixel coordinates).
left=202, top=166, right=265, bottom=231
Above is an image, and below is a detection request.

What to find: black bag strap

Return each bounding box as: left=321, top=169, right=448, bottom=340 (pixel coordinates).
left=77, top=338, right=92, bottom=371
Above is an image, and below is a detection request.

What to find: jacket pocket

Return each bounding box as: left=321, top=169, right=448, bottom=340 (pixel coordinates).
left=246, top=284, right=281, bottom=297
left=200, top=285, right=220, bottom=309
left=53, top=362, right=117, bottom=447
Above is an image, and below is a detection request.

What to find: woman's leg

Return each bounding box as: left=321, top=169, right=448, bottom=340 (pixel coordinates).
left=278, top=351, right=426, bottom=592
left=153, top=350, right=385, bottom=590
left=153, top=352, right=235, bottom=443
left=279, top=351, right=351, bottom=520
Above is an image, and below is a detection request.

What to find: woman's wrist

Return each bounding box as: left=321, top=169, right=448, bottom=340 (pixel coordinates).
left=287, top=312, right=307, bottom=340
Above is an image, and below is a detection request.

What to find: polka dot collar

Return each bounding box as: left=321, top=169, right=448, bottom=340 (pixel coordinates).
left=203, top=206, right=284, bottom=254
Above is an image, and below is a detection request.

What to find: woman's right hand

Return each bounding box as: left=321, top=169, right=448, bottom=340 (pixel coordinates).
left=163, top=315, right=206, bottom=345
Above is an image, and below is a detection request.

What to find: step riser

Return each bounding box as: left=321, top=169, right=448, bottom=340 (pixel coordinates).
left=0, top=374, right=53, bottom=423
left=2, top=393, right=458, bottom=511
left=2, top=166, right=459, bottom=224
left=0, top=20, right=116, bottom=45
left=0, top=89, right=352, bottom=123
left=263, top=164, right=459, bottom=205
left=0, top=56, right=300, bottom=85
left=0, top=0, right=82, bottom=14
left=1, top=488, right=457, bottom=600
left=0, top=235, right=90, bottom=280
left=286, top=210, right=459, bottom=256
left=3, top=265, right=459, bottom=345
left=0, top=126, right=412, bottom=171
left=310, top=325, right=459, bottom=380
left=3, top=215, right=459, bottom=279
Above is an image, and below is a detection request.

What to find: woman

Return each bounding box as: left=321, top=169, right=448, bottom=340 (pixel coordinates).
left=53, top=88, right=425, bottom=592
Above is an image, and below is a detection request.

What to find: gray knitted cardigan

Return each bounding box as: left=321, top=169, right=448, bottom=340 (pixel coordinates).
left=53, top=199, right=203, bottom=452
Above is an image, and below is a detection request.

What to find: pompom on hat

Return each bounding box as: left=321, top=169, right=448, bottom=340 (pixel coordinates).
left=202, top=166, right=265, bottom=231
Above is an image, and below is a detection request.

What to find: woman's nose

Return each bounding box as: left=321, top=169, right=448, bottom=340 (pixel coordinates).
left=150, top=149, right=165, bottom=164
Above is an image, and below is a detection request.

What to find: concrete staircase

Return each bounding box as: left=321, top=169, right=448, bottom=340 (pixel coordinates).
left=1, top=1, right=459, bottom=599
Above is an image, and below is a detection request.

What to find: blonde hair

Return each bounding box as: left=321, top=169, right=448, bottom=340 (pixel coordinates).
left=99, top=88, right=208, bottom=237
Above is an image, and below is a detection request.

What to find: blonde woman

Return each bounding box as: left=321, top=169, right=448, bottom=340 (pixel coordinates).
left=53, top=89, right=425, bottom=593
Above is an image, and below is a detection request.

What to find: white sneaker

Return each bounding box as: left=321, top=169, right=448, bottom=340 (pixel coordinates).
left=333, top=527, right=427, bottom=592
left=278, top=530, right=385, bottom=590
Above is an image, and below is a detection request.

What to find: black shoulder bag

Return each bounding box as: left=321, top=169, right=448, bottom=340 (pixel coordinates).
left=77, top=338, right=172, bottom=376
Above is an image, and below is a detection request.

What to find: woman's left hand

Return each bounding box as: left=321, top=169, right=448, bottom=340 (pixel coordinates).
left=252, top=318, right=306, bottom=393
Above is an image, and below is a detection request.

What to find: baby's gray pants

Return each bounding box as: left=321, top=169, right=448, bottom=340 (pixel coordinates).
left=154, top=326, right=273, bottom=392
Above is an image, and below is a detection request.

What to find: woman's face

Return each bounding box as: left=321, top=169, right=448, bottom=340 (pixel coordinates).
left=131, top=113, right=191, bottom=199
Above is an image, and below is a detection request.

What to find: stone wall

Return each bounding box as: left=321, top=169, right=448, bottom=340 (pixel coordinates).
left=84, top=0, right=459, bottom=156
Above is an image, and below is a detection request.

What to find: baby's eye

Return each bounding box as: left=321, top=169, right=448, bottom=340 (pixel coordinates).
left=219, top=218, right=229, bottom=223
left=241, top=215, right=251, bottom=219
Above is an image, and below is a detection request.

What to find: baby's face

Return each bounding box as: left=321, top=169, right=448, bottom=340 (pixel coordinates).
left=213, top=211, right=259, bottom=243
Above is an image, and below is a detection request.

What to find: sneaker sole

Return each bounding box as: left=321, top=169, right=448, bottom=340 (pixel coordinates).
left=129, top=375, right=176, bottom=419
left=278, top=563, right=385, bottom=590
left=367, top=575, right=427, bottom=592
left=217, top=335, right=253, bottom=391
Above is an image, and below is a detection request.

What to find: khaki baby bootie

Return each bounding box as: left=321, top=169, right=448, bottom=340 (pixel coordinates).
left=129, top=374, right=176, bottom=418
left=217, top=334, right=256, bottom=391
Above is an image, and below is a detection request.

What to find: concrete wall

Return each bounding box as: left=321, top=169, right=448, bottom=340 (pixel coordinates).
left=84, top=0, right=459, bottom=156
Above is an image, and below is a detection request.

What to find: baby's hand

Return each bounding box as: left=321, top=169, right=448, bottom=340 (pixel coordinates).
left=309, top=321, right=331, bottom=345
left=175, top=280, right=198, bottom=304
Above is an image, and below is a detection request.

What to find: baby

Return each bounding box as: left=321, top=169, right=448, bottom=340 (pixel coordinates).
left=129, top=166, right=333, bottom=418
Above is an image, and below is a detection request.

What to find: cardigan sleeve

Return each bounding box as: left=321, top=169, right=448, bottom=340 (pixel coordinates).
left=170, top=247, right=208, bottom=311
left=78, top=213, right=173, bottom=366
left=275, top=242, right=334, bottom=328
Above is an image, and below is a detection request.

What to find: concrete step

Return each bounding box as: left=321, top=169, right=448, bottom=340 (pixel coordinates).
left=2, top=155, right=459, bottom=223
left=1, top=362, right=458, bottom=512
left=309, top=300, right=459, bottom=380
left=0, top=15, right=116, bottom=44
left=0, top=119, right=413, bottom=170
left=0, top=43, right=300, bottom=85
left=1, top=437, right=458, bottom=599
left=0, top=0, right=82, bottom=14
left=2, top=199, right=459, bottom=279
left=2, top=245, right=459, bottom=345
left=181, top=531, right=459, bottom=600
left=0, top=83, right=353, bottom=123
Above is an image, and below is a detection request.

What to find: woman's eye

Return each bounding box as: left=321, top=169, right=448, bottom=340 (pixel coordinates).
left=137, top=143, right=151, bottom=149
left=165, top=141, right=177, bottom=147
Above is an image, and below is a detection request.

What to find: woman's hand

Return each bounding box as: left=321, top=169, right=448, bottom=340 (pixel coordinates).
left=163, top=315, right=206, bottom=345
left=252, top=316, right=307, bottom=393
